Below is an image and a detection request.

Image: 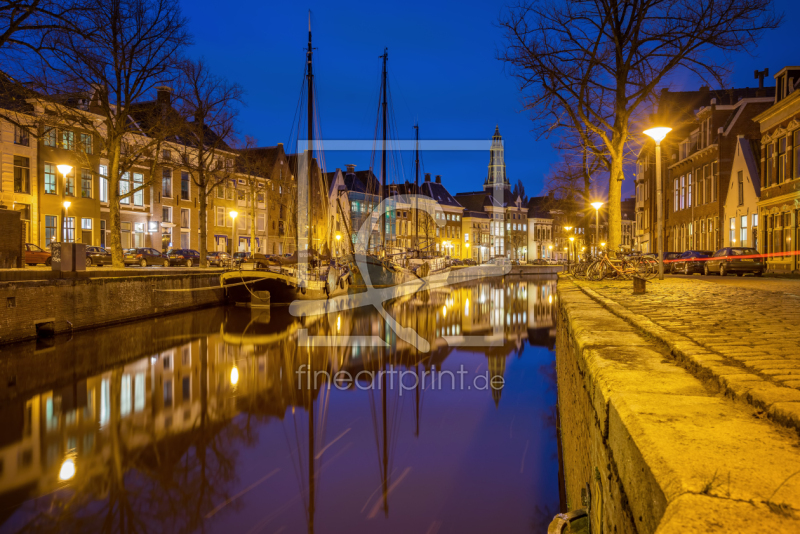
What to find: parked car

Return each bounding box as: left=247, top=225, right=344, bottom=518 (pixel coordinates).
left=532, top=258, right=548, bottom=265
left=207, top=251, right=232, bottom=267
left=704, top=247, right=764, bottom=276
left=485, top=257, right=509, bottom=266
left=25, top=243, right=51, bottom=266
left=673, top=250, right=713, bottom=275
left=124, top=248, right=167, bottom=267
left=85, top=246, right=112, bottom=267
left=166, top=249, right=201, bottom=267
left=662, top=252, right=683, bottom=273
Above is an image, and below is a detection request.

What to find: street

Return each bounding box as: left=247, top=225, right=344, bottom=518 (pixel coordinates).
left=668, top=273, right=800, bottom=297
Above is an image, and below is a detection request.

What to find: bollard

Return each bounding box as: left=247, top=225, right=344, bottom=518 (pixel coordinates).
left=633, top=275, right=647, bottom=294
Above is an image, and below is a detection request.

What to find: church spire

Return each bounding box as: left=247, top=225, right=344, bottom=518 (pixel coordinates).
left=484, top=125, right=510, bottom=191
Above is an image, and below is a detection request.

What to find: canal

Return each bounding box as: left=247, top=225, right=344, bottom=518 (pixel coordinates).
left=0, top=275, right=560, bottom=533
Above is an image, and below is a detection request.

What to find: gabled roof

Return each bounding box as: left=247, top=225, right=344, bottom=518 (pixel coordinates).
left=420, top=180, right=463, bottom=208
left=325, top=168, right=380, bottom=196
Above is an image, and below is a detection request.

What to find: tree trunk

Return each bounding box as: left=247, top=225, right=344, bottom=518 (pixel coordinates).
left=607, top=136, right=625, bottom=253
left=199, top=184, right=208, bottom=267
left=109, top=145, right=124, bottom=268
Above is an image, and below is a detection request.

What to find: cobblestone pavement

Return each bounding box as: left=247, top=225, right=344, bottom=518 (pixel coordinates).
left=669, top=273, right=800, bottom=297
left=571, top=275, right=800, bottom=432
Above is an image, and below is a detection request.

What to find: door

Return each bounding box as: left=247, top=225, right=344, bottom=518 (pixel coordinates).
left=81, top=230, right=92, bottom=245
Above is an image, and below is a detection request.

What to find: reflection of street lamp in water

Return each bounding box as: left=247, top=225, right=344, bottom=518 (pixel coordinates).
left=59, top=458, right=75, bottom=481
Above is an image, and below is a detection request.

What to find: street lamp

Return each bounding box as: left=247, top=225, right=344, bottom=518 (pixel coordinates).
left=335, top=232, right=342, bottom=257
left=57, top=165, right=73, bottom=244
left=229, top=210, right=238, bottom=253
left=644, top=126, right=672, bottom=280
left=591, top=202, right=603, bottom=256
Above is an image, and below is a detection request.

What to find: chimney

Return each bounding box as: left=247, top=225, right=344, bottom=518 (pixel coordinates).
left=424, top=173, right=431, bottom=182
left=156, top=86, right=172, bottom=107
left=346, top=164, right=356, bottom=174
left=435, top=175, right=441, bottom=184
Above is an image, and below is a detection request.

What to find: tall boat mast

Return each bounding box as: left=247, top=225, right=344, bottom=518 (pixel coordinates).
left=380, top=48, right=388, bottom=250
left=306, top=12, right=314, bottom=251
left=414, top=123, right=419, bottom=255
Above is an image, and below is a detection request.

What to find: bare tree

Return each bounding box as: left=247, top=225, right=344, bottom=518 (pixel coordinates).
left=0, top=0, right=84, bottom=55
left=499, top=0, right=781, bottom=251
left=22, top=0, right=190, bottom=267
left=173, top=57, right=243, bottom=267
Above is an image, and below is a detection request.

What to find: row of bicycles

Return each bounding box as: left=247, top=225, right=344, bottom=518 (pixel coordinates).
left=568, top=248, right=659, bottom=281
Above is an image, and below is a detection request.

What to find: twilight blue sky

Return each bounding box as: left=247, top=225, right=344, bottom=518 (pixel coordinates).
left=182, top=0, right=797, bottom=199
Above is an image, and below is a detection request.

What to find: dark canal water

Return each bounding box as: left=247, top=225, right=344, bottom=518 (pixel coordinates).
left=0, top=275, right=560, bottom=533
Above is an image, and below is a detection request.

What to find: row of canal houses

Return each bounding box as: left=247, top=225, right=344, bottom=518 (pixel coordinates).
left=636, top=65, right=800, bottom=272
left=0, top=75, right=536, bottom=262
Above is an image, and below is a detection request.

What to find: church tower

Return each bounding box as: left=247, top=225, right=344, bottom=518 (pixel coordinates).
left=484, top=125, right=510, bottom=191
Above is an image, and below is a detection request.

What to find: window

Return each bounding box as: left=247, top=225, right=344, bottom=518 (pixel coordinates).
left=712, top=161, right=718, bottom=201
left=163, top=205, right=172, bottom=223
left=100, top=219, right=107, bottom=248
left=180, top=231, right=190, bottom=249
left=45, top=215, right=57, bottom=245
left=133, top=172, right=143, bottom=206
left=215, top=206, right=225, bottom=227
left=765, top=143, right=773, bottom=186
left=65, top=170, right=75, bottom=196
left=61, top=130, right=74, bottom=151
left=43, top=127, right=56, bottom=147
left=687, top=173, right=692, bottom=208
left=80, top=133, right=93, bottom=154
left=257, top=213, right=265, bottom=231
left=162, top=149, right=172, bottom=161
left=162, top=169, right=172, bottom=198
left=737, top=171, right=743, bottom=205
left=120, top=173, right=130, bottom=204
left=81, top=169, right=92, bottom=198
left=13, top=156, right=30, bottom=193
left=180, top=208, right=190, bottom=228
left=64, top=217, right=75, bottom=243
left=779, top=137, right=787, bottom=184
left=674, top=178, right=679, bottom=212
left=740, top=216, right=748, bottom=245
left=14, top=125, right=29, bottom=146
left=730, top=218, right=735, bottom=244
left=99, top=165, right=108, bottom=203
left=81, top=217, right=92, bottom=230
left=794, top=131, right=800, bottom=179
left=217, top=183, right=225, bottom=198
left=680, top=175, right=685, bottom=210
left=181, top=172, right=190, bottom=200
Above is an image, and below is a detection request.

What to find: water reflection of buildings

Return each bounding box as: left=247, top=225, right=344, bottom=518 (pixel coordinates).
left=0, top=275, right=557, bottom=531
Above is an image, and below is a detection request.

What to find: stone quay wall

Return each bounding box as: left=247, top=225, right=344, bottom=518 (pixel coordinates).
left=556, top=276, right=800, bottom=533
left=0, top=273, right=226, bottom=345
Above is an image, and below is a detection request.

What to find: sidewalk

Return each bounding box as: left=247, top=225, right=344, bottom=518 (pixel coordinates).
left=570, top=275, right=800, bottom=432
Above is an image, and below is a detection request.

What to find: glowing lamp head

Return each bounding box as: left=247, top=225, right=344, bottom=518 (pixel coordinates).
left=548, top=245, right=553, bottom=250
left=591, top=202, right=603, bottom=210
left=229, top=210, right=238, bottom=220
left=59, top=458, right=75, bottom=481
left=56, top=164, right=73, bottom=176
left=563, top=226, right=573, bottom=231
left=569, top=236, right=575, bottom=242
left=335, top=233, right=341, bottom=241
left=643, top=127, right=672, bottom=144
left=601, top=242, right=606, bottom=248
left=63, top=201, right=71, bottom=209
left=230, top=367, right=239, bottom=385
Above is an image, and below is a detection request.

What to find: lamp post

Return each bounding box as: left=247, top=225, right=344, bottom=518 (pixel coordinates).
left=591, top=202, right=603, bottom=256
left=229, top=210, right=238, bottom=254
left=569, top=236, right=575, bottom=267
left=643, top=127, right=672, bottom=280
left=57, top=165, right=73, bottom=244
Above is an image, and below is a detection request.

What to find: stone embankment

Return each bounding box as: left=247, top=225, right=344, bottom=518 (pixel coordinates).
left=0, top=271, right=225, bottom=345
left=556, top=275, right=800, bottom=533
